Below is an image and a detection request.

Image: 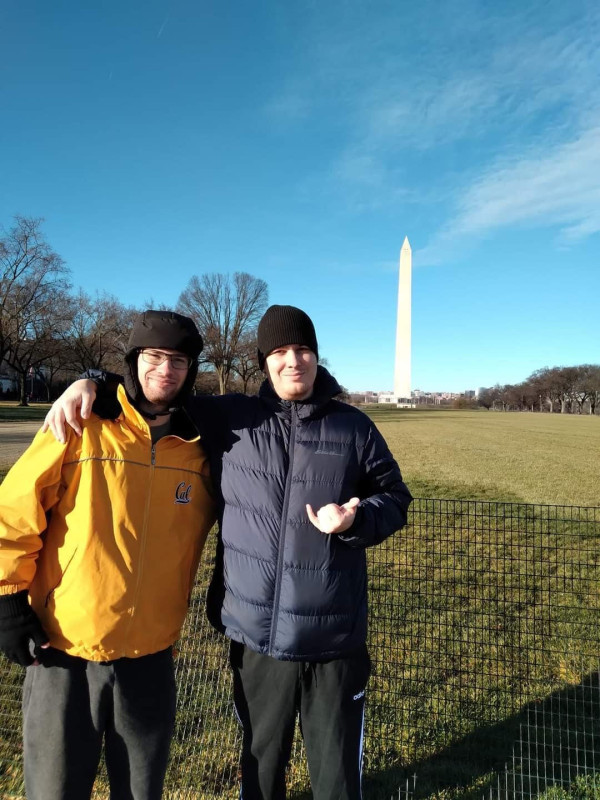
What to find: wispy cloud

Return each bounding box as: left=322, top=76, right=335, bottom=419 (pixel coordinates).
left=157, top=14, right=170, bottom=39
left=335, top=13, right=600, bottom=186
left=269, top=4, right=598, bottom=140
left=265, top=90, right=311, bottom=124
left=418, top=124, right=600, bottom=264
left=266, top=1, right=600, bottom=245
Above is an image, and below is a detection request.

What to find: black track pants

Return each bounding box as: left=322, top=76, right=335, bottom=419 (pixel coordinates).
left=22, top=647, right=176, bottom=800
left=230, top=642, right=371, bottom=800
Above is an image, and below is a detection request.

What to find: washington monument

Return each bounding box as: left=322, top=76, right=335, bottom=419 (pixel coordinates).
left=393, top=236, right=412, bottom=401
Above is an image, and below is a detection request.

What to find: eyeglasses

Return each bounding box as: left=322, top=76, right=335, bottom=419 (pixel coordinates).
left=140, top=350, right=192, bottom=370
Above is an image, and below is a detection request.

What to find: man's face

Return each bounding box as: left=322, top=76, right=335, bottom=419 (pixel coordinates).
left=137, top=348, right=189, bottom=408
left=265, top=344, right=318, bottom=401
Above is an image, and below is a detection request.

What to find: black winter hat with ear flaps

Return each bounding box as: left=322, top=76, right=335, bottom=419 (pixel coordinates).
left=123, top=310, right=203, bottom=408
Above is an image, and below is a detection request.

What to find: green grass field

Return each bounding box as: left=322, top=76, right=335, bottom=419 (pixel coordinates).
left=367, top=407, right=599, bottom=507
left=2, top=403, right=598, bottom=508
left=1, top=405, right=598, bottom=799
left=0, top=402, right=50, bottom=423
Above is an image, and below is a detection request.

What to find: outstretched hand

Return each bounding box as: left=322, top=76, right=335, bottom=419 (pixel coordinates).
left=41, top=379, right=98, bottom=443
left=306, top=497, right=360, bottom=534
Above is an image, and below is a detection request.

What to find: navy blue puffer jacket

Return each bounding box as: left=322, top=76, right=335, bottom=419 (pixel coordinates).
left=196, top=367, right=412, bottom=662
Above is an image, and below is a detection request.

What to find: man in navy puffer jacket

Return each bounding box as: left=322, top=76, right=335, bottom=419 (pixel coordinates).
left=43, top=304, right=412, bottom=800
left=203, top=305, right=412, bottom=800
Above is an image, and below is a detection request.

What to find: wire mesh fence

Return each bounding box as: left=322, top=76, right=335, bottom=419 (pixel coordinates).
left=1, top=499, right=599, bottom=799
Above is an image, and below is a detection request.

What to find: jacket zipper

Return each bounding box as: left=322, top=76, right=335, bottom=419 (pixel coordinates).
left=123, top=441, right=155, bottom=652
left=268, top=403, right=297, bottom=655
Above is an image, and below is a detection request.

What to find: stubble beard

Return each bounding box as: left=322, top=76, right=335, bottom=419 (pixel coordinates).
left=141, top=380, right=182, bottom=411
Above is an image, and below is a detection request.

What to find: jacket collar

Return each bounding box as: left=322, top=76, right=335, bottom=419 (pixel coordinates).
left=258, top=365, right=343, bottom=420
left=118, top=384, right=149, bottom=432
left=116, top=384, right=200, bottom=441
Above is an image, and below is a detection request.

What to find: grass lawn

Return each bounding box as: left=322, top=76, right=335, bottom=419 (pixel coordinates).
left=0, top=402, right=51, bottom=423
left=3, top=403, right=597, bottom=508
left=366, top=407, right=600, bottom=507
left=1, top=406, right=598, bottom=799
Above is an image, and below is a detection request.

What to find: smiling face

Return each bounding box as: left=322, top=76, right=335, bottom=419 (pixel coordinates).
left=136, top=348, right=189, bottom=410
left=264, top=344, right=318, bottom=401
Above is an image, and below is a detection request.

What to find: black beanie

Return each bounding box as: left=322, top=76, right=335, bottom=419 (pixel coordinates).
left=124, top=310, right=203, bottom=407
left=257, top=305, right=318, bottom=369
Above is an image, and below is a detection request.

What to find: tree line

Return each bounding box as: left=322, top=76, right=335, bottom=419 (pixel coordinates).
left=7, top=215, right=590, bottom=413
left=1, top=216, right=268, bottom=404
left=478, top=365, right=600, bottom=414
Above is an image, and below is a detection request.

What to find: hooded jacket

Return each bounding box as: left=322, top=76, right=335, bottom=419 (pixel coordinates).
left=200, top=366, right=412, bottom=661
left=0, top=384, right=215, bottom=661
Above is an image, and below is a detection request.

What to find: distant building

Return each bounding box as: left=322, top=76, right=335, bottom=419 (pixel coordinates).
left=0, top=361, right=18, bottom=394
left=348, top=387, right=478, bottom=407
left=347, top=391, right=379, bottom=405
left=377, top=392, right=396, bottom=404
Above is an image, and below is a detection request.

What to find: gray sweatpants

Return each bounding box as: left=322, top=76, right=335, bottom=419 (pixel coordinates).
left=22, top=647, right=176, bottom=800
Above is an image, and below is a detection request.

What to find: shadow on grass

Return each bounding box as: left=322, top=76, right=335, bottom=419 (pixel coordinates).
left=406, top=480, right=526, bottom=503
left=356, top=671, right=600, bottom=800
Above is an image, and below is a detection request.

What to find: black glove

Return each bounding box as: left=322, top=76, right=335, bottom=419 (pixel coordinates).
left=0, top=590, right=49, bottom=666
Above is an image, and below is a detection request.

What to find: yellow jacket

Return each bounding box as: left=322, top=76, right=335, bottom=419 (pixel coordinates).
left=0, top=385, right=216, bottom=661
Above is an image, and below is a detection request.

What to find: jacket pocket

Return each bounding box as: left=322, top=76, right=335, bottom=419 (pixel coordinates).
left=44, top=547, right=78, bottom=607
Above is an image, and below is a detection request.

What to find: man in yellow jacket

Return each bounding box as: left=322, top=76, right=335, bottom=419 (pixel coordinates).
left=0, top=310, right=215, bottom=800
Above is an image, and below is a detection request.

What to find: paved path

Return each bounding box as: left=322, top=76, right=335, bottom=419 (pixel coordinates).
left=0, top=421, right=42, bottom=466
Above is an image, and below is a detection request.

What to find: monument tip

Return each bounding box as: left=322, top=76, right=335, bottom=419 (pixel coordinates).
left=401, top=236, right=411, bottom=251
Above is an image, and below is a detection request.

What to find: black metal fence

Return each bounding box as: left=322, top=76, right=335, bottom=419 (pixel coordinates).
left=1, top=499, right=599, bottom=799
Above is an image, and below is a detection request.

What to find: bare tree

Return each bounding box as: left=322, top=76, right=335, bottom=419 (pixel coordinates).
left=1, top=217, right=67, bottom=364
left=231, top=330, right=262, bottom=394
left=571, top=364, right=599, bottom=415
left=193, top=368, right=221, bottom=396
left=178, top=272, right=268, bottom=394
left=35, top=350, right=72, bottom=401
left=505, top=365, right=600, bottom=415
left=583, top=365, right=600, bottom=415
left=477, top=387, right=496, bottom=410
left=61, top=290, right=137, bottom=374
left=8, top=286, right=74, bottom=405
left=555, top=366, right=580, bottom=413
left=527, top=367, right=571, bottom=413
left=0, top=217, right=71, bottom=404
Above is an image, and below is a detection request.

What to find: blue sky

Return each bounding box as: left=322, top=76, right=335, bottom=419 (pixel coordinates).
left=1, top=0, right=599, bottom=392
